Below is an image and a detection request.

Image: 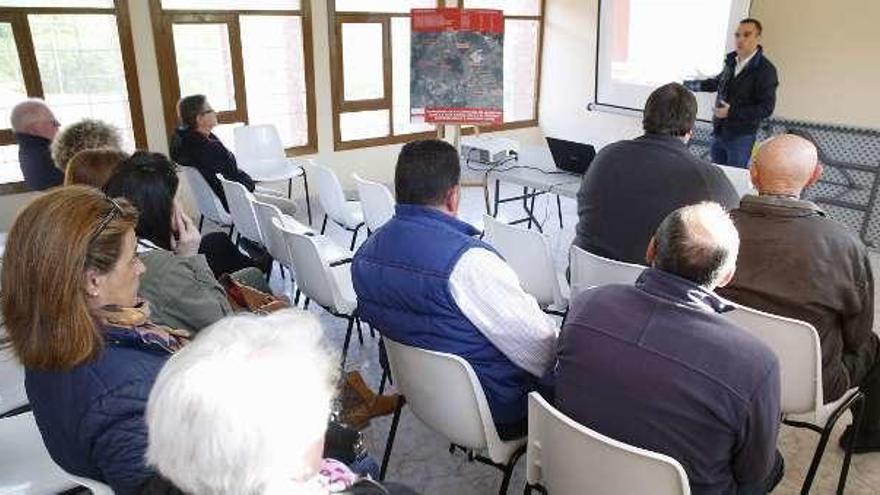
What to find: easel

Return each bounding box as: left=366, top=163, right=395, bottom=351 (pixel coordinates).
left=439, top=123, right=493, bottom=212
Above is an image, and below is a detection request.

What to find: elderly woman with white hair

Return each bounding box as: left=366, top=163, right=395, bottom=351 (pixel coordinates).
left=142, top=310, right=416, bottom=495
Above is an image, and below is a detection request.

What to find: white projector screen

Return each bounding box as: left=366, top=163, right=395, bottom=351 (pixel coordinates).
left=595, top=0, right=752, bottom=121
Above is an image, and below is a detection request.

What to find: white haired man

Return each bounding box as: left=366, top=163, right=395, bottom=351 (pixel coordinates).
left=143, top=310, right=416, bottom=495
left=557, top=202, right=783, bottom=495
left=9, top=99, right=63, bottom=190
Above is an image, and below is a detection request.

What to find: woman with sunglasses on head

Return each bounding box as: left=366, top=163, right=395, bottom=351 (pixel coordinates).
left=1, top=186, right=190, bottom=494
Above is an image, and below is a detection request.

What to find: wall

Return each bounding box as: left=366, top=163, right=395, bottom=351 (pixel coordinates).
left=751, top=0, right=880, bottom=129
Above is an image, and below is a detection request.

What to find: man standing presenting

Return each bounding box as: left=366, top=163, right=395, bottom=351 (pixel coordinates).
left=686, top=18, right=778, bottom=168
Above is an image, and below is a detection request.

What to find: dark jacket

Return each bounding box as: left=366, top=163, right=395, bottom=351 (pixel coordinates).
left=25, top=327, right=173, bottom=494
left=15, top=132, right=63, bottom=190
left=169, top=127, right=254, bottom=211
left=573, top=134, right=740, bottom=264
left=718, top=195, right=878, bottom=402
left=687, top=46, right=779, bottom=137
left=557, top=268, right=781, bottom=495
left=352, top=205, right=535, bottom=429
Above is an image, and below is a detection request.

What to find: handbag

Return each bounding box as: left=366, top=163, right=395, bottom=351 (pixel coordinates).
left=218, top=273, right=288, bottom=314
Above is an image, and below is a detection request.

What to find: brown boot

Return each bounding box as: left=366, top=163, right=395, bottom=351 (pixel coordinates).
left=340, top=371, right=401, bottom=430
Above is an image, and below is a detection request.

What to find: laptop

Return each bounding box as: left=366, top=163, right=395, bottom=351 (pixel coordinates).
left=546, top=137, right=596, bottom=175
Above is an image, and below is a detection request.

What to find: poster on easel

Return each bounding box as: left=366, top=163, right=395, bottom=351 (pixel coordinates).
left=410, top=8, right=504, bottom=126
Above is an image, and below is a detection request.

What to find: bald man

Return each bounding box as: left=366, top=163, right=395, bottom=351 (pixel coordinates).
left=559, top=202, right=783, bottom=494
left=10, top=99, right=63, bottom=190
left=719, top=134, right=880, bottom=453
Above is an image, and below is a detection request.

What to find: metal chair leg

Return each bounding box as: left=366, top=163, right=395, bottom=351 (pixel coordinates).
left=498, top=445, right=527, bottom=495
left=302, top=173, right=312, bottom=225
left=349, top=225, right=362, bottom=251
left=341, top=316, right=354, bottom=367
left=556, top=195, right=563, bottom=229
left=378, top=368, right=388, bottom=395
left=379, top=397, right=406, bottom=480
left=355, top=317, right=364, bottom=346
left=837, top=393, right=866, bottom=494
left=320, top=214, right=329, bottom=234
left=303, top=297, right=310, bottom=310
left=294, top=289, right=301, bottom=306
left=198, top=214, right=205, bottom=232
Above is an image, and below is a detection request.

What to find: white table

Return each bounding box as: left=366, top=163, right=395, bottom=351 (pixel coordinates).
left=477, top=146, right=582, bottom=232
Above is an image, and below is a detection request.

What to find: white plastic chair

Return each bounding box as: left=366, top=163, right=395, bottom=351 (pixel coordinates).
left=725, top=304, right=864, bottom=494
left=180, top=166, right=232, bottom=233
left=569, top=245, right=647, bottom=299
left=0, top=339, right=27, bottom=417
left=716, top=163, right=756, bottom=197
left=233, top=124, right=312, bottom=224
left=251, top=198, right=314, bottom=279
left=307, top=161, right=364, bottom=250
left=525, top=393, right=690, bottom=495
left=218, top=174, right=263, bottom=247
left=483, top=214, right=568, bottom=315
left=272, top=218, right=363, bottom=365
left=66, top=474, right=113, bottom=494
left=380, top=339, right=527, bottom=495
left=0, top=412, right=79, bottom=494
left=353, top=174, right=395, bottom=234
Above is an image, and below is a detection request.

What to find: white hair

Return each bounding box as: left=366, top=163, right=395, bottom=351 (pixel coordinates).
left=146, top=310, right=338, bottom=495
left=10, top=99, right=50, bottom=133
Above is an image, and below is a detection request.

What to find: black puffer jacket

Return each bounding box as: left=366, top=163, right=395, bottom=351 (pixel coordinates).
left=686, top=46, right=779, bottom=137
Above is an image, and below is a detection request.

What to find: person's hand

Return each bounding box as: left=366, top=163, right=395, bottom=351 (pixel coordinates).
left=714, top=100, right=730, bottom=119
left=170, top=204, right=201, bottom=256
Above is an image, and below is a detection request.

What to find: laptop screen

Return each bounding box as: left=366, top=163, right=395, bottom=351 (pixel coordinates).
left=546, top=137, right=596, bottom=175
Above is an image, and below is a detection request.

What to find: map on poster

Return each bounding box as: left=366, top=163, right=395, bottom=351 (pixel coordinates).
left=410, top=8, right=504, bottom=125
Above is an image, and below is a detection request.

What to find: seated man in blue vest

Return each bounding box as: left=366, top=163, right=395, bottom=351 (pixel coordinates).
left=352, top=139, right=559, bottom=440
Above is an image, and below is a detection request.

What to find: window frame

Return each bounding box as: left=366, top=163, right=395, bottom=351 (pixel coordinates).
left=149, top=0, right=318, bottom=155
left=328, top=0, right=545, bottom=151
left=0, top=0, right=146, bottom=195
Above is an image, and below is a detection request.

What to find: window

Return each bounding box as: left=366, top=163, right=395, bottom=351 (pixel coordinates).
left=329, top=0, right=544, bottom=150
left=329, top=0, right=440, bottom=150
left=151, top=0, right=316, bottom=155
left=0, top=1, right=145, bottom=191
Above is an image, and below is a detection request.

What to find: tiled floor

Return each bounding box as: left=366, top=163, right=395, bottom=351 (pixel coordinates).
left=273, top=183, right=880, bottom=494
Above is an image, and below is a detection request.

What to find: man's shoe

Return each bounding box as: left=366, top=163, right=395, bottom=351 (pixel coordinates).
left=839, top=425, right=880, bottom=453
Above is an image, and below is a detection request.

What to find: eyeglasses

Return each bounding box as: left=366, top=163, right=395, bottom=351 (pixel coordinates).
left=199, top=108, right=215, bottom=115
left=90, top=196, right=123, bottom=244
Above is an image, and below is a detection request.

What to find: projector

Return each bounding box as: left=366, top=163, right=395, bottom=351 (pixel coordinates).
left=460, top=136, right=519, bottom=164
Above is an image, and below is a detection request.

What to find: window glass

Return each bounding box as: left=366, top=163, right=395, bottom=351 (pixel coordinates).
left=0, top=144, right=21, bottom=184
left=335, top=0, right=436, bottom=14
left=463, top=0, right=541, bottom=16
left=172, top=23, right=236, bottom=113
left=340, top=110, right=389, bottom=141
left=0, top=1, right=112, bottom=7
left=341, top=23, right=385, bottom=101
left=391, top=17, right=433, bottom=135
left=503, top=19, right=539, bottom=122
left=161, top=0, right=299, bottom=9
left=0, top=23, right=28, bottom=131
left=241, top=16, right=309, bottom=148
left=30, top=14, right=136, bottom=150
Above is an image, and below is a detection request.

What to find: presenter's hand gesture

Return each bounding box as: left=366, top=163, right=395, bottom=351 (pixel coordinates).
left=714, top=101, right=730, bottom=119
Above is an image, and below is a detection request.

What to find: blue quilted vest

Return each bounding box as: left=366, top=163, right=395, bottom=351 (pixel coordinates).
left=352, top=204, right=533, bottom=426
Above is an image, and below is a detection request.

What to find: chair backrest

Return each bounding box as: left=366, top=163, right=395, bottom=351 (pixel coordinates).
left=0, top=334, right=27, bottom=415
left=272, top=218, right=340, bottom=310
left=234, top=124, right=285, bottom=161
left=180, top=166, right=231, bottom=226
left=251, top=199, right=288, bottom=263
left=483, top=214, right=564, bottom=308
left=716, top=164, right=756, bottom=197
left=0, top=412, right=78, bottom=494
left=218, top=175, right=262, bottom=244
left=353, top=173, right=395, bottom=232
left=309, top=161, right=351, bottom=224
left=384, top=339, right=515, bottom=463
left=569, top=245, right=646, bottom=298
left=725, top=304, right=823, bottom=415
left=66, top=474, right=114, bottom=495
left=526, top=393, right=690, bottom=495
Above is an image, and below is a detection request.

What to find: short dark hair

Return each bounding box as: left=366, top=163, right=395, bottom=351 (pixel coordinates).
left=177, top=94, right=207, bottom=129
left=740, top=18, right=763, bottom=35
left=652, top=202, right=738, bottom=287
left=642, top=83, right=698, bottom=137
left=104, top=151, right=179, bottom=251
left=395, top=140, right=461, bottom=206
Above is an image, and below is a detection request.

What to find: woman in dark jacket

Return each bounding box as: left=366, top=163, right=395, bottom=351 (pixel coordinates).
left=168, top=95, right=254, bottom=212
left=0, top=186, right=189, bottom=494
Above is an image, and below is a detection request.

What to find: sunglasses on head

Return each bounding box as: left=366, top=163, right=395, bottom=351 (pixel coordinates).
left=90, top=196, right=123, bottom=244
